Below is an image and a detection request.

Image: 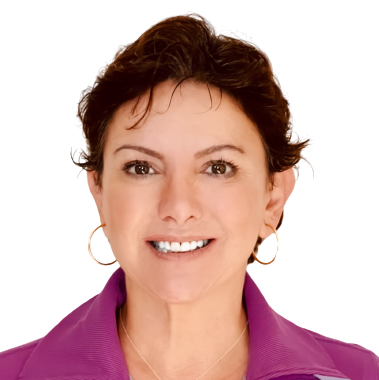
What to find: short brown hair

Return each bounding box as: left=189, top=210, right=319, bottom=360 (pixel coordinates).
left=72, top=13, right=311, bottom=264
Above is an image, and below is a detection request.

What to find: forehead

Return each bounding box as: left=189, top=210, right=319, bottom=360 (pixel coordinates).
left=105, top=80, right=264, bottom=158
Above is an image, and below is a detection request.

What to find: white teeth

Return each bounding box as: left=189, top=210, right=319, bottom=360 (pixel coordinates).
left=152, top=239, right=211, bottom=253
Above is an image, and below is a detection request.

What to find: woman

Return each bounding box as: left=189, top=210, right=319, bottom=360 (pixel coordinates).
left=1, top=13, right=378, bottom=380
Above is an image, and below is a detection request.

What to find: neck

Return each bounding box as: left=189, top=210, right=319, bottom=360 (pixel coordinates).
left=117, top=272, right=250, bottom=380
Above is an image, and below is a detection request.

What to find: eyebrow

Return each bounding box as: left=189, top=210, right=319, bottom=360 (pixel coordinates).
left=113, top=144, right=245, bottom=159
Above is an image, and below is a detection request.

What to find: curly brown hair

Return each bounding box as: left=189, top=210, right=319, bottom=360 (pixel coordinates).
left=72, top=13, right=311, bottom=265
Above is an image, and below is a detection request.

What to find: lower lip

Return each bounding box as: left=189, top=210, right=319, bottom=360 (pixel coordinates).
left=147, top=239, right=215, bottom=261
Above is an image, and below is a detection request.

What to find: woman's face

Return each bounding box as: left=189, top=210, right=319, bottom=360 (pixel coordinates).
left=89, top=80, right=282, bottom=303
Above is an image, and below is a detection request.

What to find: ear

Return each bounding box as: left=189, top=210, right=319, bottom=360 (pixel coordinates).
left=259, top=167, right=296, bottom=239
left=87, top=170, right=105, bottom=225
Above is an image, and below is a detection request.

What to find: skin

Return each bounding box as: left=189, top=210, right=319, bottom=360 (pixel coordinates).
left=87, top=80, right=295, bottom=380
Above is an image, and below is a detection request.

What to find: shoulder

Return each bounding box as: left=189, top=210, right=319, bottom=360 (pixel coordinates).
left=0, top=338, right=42, bottom=379
left=303, top=327, right=379, bottom=379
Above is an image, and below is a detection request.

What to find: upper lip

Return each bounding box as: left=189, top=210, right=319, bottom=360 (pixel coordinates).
left=146, top=235, right=214, bottom=243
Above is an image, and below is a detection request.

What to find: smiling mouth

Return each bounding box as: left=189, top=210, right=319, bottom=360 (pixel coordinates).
left=148, top=239, right=215, bottom=253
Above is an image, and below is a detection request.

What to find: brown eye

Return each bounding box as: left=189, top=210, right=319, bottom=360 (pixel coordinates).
left=123, top=160, right=156, bottom=177
left=204, top=159, right=238, bottom=178
left=212, top=163, right=226, bottom=174
left=133, top=164, right=150, bottom=174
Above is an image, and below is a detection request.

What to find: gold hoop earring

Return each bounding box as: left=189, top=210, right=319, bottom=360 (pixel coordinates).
left=88, top=223, right=117, bottom=266
left=250, top=223, right=279, bottom=265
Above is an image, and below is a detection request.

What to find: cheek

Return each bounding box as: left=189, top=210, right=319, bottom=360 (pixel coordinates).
left=224, top=187, right=264, bottom=243
left=212, top=183, right=265, bottom=248
left=107, top=191, right=131, bottom=224
left=102, top=180, right=155, bottom=242
left=102, top=182, right=161, bottom=270
left=222, top=180, right=263, bottom=211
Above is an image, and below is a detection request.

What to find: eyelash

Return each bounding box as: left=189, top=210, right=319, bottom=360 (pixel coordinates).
left=122, top=159, right=239, bottom=179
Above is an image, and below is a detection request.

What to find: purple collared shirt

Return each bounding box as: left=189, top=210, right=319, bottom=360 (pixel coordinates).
left=1, top=267, right=378, bottom=380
